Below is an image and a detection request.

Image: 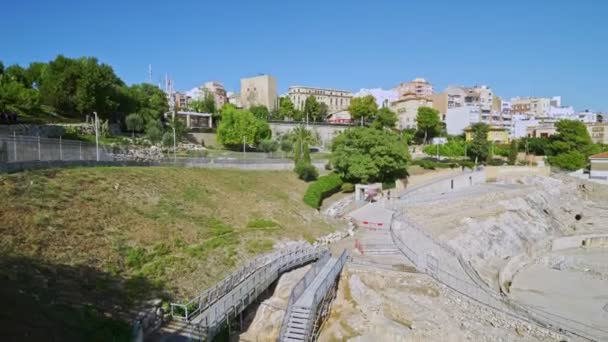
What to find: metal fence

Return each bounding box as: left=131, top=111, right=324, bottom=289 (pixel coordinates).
left=390, top=212, right=608, bottom=341
left=0, top=133, right=118, bottom=163
left=278, top=251, right=331, bottom=341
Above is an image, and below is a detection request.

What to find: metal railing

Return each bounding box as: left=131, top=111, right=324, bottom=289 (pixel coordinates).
left=278, top=251, right=331, bottom=341
left=389, top=211, right=608, bottom=341
left=170, top=246, right=327, bottom=340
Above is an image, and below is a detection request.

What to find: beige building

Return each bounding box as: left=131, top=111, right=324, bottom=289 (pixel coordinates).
left=396, top=78, right=433, bottom=99
left=172, top=92, right=192, bottom=110
left=587, top=123, right=608, bottom=144
left=240, top=74, right=278, bottom=111
left=201, top=81, right=227, bottom=109
left=390, top=93, right=433, bottom=130
left=590, top=152, right=608, bottom=180
left=465, top=126, right=510, bottom=144
left=288, top=86, right=352, bottom=113
left=511, top=97, right=554, bottom=117
left=526, top=125, right=557, bottom=138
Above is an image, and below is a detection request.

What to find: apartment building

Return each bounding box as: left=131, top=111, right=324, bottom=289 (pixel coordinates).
left=240, top=74, right=278, bottom=111
left=201, top=81, right=227, bottom=109
left=288, top=86, right=353, bottom=113
left=511, top=97, right=554, bottom=116
left=396, top=78, right=433, bottom=99
left=172, top=92, right=192, bottom=110
left=390, top=93, right=433, bottom=130
left=587, top=123, right=608, bottom=144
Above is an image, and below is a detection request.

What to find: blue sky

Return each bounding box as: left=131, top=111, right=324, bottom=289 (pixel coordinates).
left=3, top=0, right=607, bottom=111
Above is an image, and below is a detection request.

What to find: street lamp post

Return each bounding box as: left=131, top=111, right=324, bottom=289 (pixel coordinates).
left=173, top=125, right=177, bottom=163
left=93, top=111, right=99, bottom=161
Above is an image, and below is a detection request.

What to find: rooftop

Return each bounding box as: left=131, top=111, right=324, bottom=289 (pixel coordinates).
left=590, top=152, right=608, bottom=159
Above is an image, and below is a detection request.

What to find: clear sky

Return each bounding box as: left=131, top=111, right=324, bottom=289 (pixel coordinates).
left=3, top=0, right=607, bottom=111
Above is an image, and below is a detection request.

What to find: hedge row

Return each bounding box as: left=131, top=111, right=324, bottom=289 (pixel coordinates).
left=303, top=173, right=344, bottom=209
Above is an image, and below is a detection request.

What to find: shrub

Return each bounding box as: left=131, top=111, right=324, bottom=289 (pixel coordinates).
left=458, top=160, right=475, bottom=169
left=324, top=162, right=332, bottom=171
left=294, top=161, right=318, bottom=181
left=487, top=158, right=506, bottom=166
left=303, top=173, right=344, bottom=208
left=341, top=182, right=354, bottom=193
left=547, top=150, right=587, bottom=171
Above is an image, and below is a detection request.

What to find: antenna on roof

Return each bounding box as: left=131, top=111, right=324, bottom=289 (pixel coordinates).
left=148, top=64, right=152, bottom=83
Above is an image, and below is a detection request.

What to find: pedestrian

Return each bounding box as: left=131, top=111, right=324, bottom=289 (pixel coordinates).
left=387, top=190, right=391, bottom=200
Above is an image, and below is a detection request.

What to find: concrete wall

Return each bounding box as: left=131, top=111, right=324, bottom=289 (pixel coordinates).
left=484, top=166, right=551, bottom=181
left=551, top=234, right=608, bottom=251
left=402, top=170, right=486, bottom=197
left=269, top=123, right=349, bottom=148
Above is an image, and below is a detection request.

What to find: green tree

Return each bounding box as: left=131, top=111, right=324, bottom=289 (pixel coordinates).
left=508, top=140, right=519, bottom=165
left=250, top=105, right=270, bottom=120
left=371, top=107, right=397, bottom=129
left=547, top=120, right=599, bottom=156
left=468, top=123, right=490, bottom=163
left=318, top=103, right=329, bottom=121
left=331, top=127, right=410, bottom=183
left=258, top=139, right=279, bottom=157
left=348, top=95, right=378, bottom=126
left=278, top=96, right=296, bottom=120
left=547, top=151, right=587, bottom=171
left=145, top=120, right=164, bottom=144
left=217, top=106, right=267, bottom=148
left=125, top=113, right=144, bottom=138
left=546, top=120, right=600, bottom=170
left=125, top=83, right=169, bottom=124
left=304, top=95, right=320, bottom=123
left=190, top=93, right=215, bottom=113
left=416, top=106, right=441, bottom=144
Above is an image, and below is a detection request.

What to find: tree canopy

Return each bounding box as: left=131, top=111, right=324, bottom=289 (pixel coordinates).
left=468, top=122, right=490, bottom=163
left=250, top=105, right=270, bottom=120
left=304, top=95, right=322, bottom=122
left=416, top=106, right=441, bottom=143
left=546, top=120, right=600, bottom=170
left=371, top=107, right=397, bottom=129
left=278, top=96, right=296, bottom=120
left=331, top=127, right=410, bottom=183
left=348, top=95, right=378, bottom=126
left=0, top=55, right=169, bottom=126
left=217, top=106, right=271, bottom=147
left=190, top=92, right=216, bottom=114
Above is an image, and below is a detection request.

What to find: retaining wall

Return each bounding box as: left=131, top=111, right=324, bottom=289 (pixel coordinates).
left=485, top=166, right=551, bottom=181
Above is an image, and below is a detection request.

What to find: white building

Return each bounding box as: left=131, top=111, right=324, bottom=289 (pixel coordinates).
left=354, top=88, right=398, bottom=108
left=288, top=86, right=353, bottom=113
left=445, top=106, right=481, bottom=135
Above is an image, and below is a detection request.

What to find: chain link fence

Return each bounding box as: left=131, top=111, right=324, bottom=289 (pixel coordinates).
left=0, top=133, right=118, bottom=163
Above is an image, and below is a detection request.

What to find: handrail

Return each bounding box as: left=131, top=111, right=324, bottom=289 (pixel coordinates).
left=278, top=251, right=330, bottom=341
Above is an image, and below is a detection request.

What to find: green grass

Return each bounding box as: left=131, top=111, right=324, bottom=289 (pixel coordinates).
left=0, top=167, right=337, bottom=340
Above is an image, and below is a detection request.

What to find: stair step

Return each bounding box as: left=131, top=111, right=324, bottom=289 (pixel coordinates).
left=284, top=337, right=305, bottom=342
left=287, top=326, right=306, bottom=333
left=288, top=322, right=307, bottom=329
left=293, top=307, right=310, bottom=313
left=289, top=318, right=308, bottom=325
left=292, top=312, right=310, bottom=319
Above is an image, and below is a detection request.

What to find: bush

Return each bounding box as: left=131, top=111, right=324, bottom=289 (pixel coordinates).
left=303, top=173, right=344, bottom=208
left=341, top=182, right=354, bottom=193
left=458, top=160, right=475, bottom=169
left=487, top=158, right=506, bottom=166
left=547, top=150, right=587, bottom=171
left=294, top=161, right=318, bottom=181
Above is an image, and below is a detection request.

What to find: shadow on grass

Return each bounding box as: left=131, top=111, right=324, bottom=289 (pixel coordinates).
left=0, top=254, right=167, bottom=342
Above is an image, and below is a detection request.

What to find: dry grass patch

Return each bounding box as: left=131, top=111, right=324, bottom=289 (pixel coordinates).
left=0, top=167, right=336, bottom=339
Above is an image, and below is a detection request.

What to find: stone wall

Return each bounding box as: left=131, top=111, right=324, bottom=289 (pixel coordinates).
left=269, top=123, right=350, bottom=148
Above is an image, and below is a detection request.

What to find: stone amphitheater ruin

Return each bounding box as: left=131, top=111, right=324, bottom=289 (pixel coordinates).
left=240, top=168, right=608, bottom=342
